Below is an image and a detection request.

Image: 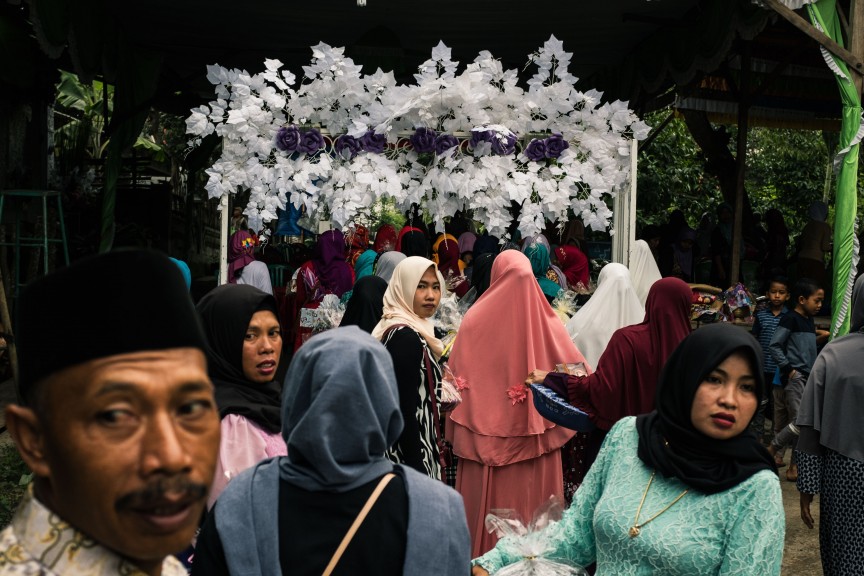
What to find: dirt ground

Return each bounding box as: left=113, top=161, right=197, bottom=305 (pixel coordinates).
left=780, top=469, right=823, bottom=575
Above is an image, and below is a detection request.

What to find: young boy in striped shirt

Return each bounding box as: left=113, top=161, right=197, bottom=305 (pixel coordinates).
left=751, top=276, right=790, bottom=463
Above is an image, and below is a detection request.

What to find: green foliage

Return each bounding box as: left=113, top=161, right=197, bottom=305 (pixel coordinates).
left=637, top=109, right=863, bottom=245
left=743, top=127, right=831, bottom=236
left=636, top=112, right=722, bottom=230
left=0, top=443, right=30, bottom=529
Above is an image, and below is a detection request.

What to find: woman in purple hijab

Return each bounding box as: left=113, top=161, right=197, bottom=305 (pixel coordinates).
left=293, top=230, right=355, bottom=351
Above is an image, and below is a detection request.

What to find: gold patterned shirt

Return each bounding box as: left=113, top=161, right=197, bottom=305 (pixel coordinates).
left=0, top=487, right=187, bottom=575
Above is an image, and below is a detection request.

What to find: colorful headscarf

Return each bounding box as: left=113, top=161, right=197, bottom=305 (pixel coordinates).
left=458, top=232, right=477, bottom=255
left=313, top=230, right=354, bottom=297
left=524, top=243, right=561, bottom=300
left=345, top=226, right=370, bottom=267
left=228, top=230, right=257, bottom=283
left=432, top=234, right=459, bottom=265
left=555, top=244, right=589, bottom=288
left=353, top=249, right=377, bottom=280
left=373, top=224, right=398, bottom=253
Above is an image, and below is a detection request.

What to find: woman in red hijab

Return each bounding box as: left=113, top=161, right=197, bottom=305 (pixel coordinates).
left=344, top=226, right=369, bottom=267
left=436, top=235, right=468, bottom=297
left=448, top=250, right=589, bottom=556
left=372, top=224, right=398, bottom=253
left=526, top=277, right=692, bottom=480
left=555, top=244, right=590, bottom=288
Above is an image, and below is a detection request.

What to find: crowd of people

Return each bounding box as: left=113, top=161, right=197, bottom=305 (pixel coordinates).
left=641, top=201, right=833, bottom=291
left=2, top=206, right=861, bottom=575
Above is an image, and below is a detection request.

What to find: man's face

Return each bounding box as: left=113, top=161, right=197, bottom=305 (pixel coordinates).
left=35, top=348, right=220, bottom=569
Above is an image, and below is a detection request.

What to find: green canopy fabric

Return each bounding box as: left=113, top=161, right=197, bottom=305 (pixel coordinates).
left=807, top=0, right=862, bottom=338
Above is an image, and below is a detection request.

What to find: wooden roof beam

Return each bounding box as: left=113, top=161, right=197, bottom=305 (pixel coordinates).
left=761, top=0, right=864, bottom=77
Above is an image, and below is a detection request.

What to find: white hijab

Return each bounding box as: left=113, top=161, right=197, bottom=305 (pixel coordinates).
left=629, top=240, right=663, bottom=306
left=372, top=256, right=446, bottom=357
left=566, top=263, right=644, bottom=370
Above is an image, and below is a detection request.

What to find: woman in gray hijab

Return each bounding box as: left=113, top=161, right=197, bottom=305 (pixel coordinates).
left=192, top=326, right=470, bottom=576
left=797, top=274, right=864, bottom=575
left=375, top=251, right=407, bottom=283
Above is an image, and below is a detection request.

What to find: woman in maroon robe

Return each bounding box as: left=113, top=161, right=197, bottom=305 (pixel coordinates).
left=527, top=277, right=692, bottom=489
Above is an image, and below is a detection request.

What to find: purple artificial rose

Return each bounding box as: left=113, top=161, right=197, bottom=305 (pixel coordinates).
left=469, top=130, right=493, bottom=149
left=545, top=134, right=570, bottom=159
left=275, top=125, right=300, bottom=152
left=434, top=134, right=459, bottom=156
left=524, top=138, right=547, bottom=162
left=491, top=132, right=517, bottom=156
left=361, top=130, right=387, bottom=154
left=335, top=135, right=363, bottom=159
left=410, top=128, right=437, bottom=153
left=298, top=128, right=324, bottom=155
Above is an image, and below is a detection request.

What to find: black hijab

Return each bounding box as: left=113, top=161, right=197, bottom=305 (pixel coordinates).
left=400, top=230, right=429, bottom=258
left=636, top=323, right=776, bottom=494
left=339, top=276, right=387, bottom=333
left=473, top=233, right=500, bottom=258
left=471, top=253, right=496, bottom=298
left=197, top=284, right=283, bottom=434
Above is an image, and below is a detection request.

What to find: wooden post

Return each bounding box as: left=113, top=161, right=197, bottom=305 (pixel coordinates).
left=761, top=0, right=864, bottom=75
left=730, top=42, right=752, bottom=290
left=0, top=266, right=19, bottom=402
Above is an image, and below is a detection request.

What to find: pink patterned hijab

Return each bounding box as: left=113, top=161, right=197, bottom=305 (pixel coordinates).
left=448, top=250, right=587, bottom=465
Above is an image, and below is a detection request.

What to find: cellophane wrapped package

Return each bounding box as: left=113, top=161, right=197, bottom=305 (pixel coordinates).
left=484, top=497, right=589, bottom=576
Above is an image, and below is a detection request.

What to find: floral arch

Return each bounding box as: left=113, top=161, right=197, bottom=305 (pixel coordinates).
left=186, top=36, right=649, bottom=240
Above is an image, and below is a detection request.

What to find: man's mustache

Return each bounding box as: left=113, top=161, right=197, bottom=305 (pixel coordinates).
left=115, top=476, right=208, bottom=510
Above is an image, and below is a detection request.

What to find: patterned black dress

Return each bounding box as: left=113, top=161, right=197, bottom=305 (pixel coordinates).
left=381, top=326, right=443, bottom=480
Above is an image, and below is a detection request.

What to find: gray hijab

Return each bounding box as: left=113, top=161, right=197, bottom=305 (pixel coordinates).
left=851, top=274, right=864, bottom=332
left=279, top=326, right=403, bottom=492
left=375, top=251, right=407, bottom=283
left=798, top=273, right=864, bottom=463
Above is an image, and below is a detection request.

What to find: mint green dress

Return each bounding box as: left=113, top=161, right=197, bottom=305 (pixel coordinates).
left=475, top=417, right=784, bottom=575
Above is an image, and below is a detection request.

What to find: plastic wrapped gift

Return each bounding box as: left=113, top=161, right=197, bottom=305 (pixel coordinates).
left=484, top=497, right=589, bottom=576
left=551, top=290, right=580, bottom=323
left=434, top=293, right=465, bottom=336
left=438, top=362, right=464, bottom=412
left=299, top=294, right=346, bottom=333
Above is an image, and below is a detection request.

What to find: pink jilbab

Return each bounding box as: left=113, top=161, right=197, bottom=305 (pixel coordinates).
left=448, top=250, right=589, bottom=556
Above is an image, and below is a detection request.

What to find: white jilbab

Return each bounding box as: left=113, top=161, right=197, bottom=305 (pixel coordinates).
left=566, top=263, right=645, bottom=370
left=629, top=240, right=663, bottom=306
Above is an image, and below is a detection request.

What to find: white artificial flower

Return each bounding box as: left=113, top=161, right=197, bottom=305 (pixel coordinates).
left=187, top=37, right=646, bottom=238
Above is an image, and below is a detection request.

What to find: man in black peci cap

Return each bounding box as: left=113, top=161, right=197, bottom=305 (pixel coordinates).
left=1, top=250, right=221, bottom=576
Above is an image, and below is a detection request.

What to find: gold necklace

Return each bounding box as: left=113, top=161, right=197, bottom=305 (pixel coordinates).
left=629, top=471, right=688, bottom=538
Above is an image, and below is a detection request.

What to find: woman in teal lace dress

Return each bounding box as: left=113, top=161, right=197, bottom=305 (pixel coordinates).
left=473, top=323, right=784, bottom=575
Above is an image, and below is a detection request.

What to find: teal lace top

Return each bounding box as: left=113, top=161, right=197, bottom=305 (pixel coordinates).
left=475, top=417, right=784, bottom=575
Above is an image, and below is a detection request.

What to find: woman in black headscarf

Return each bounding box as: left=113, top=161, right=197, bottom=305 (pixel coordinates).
left=400, top=229, right=430, bottom=258
left=474, top=323, right=783, bottom=575
left=339, top=275, right=388, bottom=333
left=197, top=283, right=286, bottom=507
left=458, top=252, right=497, bottom=308
left=192, top=327, right=470, bottom=576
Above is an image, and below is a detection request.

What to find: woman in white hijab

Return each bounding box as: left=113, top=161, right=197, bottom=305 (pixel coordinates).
left=629, top=239, right=663, bottom=306
left=566, top=263, right=644, bottom=371
left=372, top=256, right=447, bottom=479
